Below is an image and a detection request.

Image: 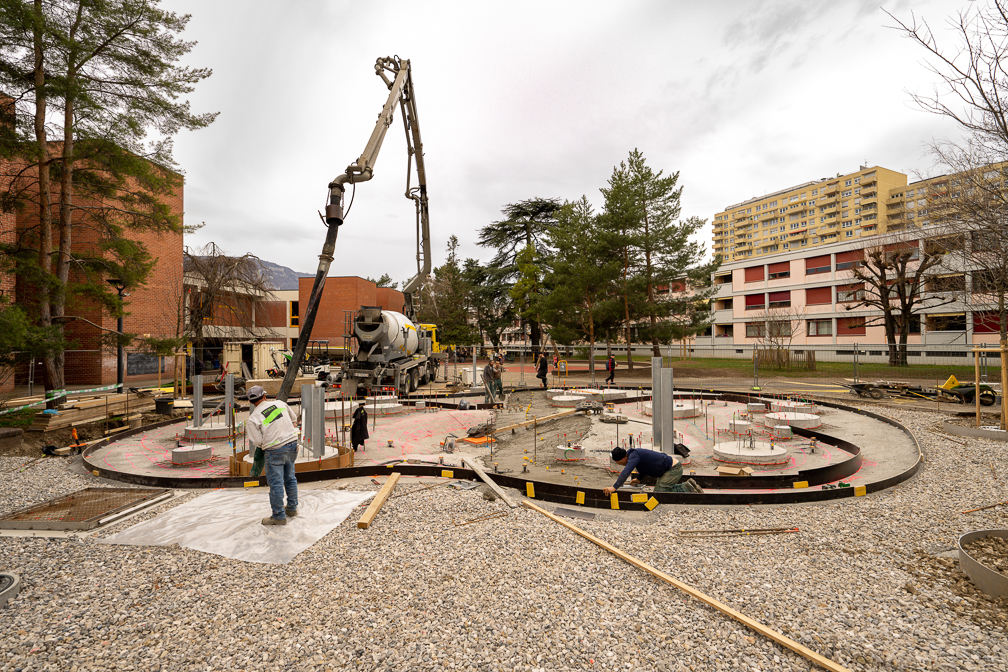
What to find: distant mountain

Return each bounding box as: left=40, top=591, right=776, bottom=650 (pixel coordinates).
left=259, top=259, right=314, bottom=291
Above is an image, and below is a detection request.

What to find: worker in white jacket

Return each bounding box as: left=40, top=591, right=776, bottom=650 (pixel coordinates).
left=246, top=385, right=300, bottom=526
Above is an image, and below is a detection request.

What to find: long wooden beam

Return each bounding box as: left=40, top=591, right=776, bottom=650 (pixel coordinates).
left=357, top=472, right=401, bottom=529
left=492, top=408, right=577, bottom=434
left=462, top=457, right=517, bottom=508
left=522, top=501, right=852, bottom=672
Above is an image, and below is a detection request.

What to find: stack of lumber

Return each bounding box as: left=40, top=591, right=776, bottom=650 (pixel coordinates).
left=27, top=392, right=156, bottom=432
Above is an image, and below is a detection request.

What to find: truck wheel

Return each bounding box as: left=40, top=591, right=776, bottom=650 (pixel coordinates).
left=980, top=390, right=997, bottom=406
left=409, top=368, right=419, bottom=393
left=420, top=365, right=429, bottom=385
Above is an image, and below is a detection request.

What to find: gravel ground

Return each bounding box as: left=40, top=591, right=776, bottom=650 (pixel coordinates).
left=1, top=406, right=1008, bottom=671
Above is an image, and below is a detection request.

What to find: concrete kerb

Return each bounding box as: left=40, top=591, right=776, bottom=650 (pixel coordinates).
left=941, top=421, right=1008, bottom=442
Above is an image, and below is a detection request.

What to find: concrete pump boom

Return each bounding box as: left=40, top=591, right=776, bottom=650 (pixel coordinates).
left=277, top=56, right=431, bottom=402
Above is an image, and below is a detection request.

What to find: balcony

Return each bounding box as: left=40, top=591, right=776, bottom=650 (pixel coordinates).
left=824, top=183, right=840, bottom=195
left=886, top=201, right=904, bottom=212
left=860, top=176, right=877, bottom=188
left=860, top=188, right=878, bottom=200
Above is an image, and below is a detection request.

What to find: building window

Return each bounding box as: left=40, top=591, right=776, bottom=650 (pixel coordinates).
left=807, top=319, right=832, bottom=336
left=837, top=317, right=866, bottom=336
left=837, top=285, right=865, bottom=302
left=926, top=314, right=967, bottom=332
left=768, top=291, right=791, bottom=308
left=746, top=322, right=766, bottom=338
left=846, top=231, right=853, bottom=237
left=744, top=294, right=765, bottom=310
left=290, top=301, right=300, bottom=327
left=845, top=180, right=852, bottom=186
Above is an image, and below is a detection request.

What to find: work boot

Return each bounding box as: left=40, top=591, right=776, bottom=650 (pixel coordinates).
left=285, top=507, right=298, bottom=518
left=686, top=478, right=704, bottom=495
left=261, top=516, right=286, bottom=526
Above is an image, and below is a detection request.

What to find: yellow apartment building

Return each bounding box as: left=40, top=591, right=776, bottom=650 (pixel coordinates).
left=713, top=166, right=908, bottom=261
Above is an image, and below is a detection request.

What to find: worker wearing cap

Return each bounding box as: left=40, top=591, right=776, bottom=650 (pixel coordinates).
left=246, top=385, right=300, bottom=526
left=603, top=446, right=702, bottom=495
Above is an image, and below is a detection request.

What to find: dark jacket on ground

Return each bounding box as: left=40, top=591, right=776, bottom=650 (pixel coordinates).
left=613, top=448, right=677, bottom=489
left=351, top=406, right=369, bottom=449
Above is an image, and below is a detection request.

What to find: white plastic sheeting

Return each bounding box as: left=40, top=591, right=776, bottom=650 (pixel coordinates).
left=101, top=489, right=375, bottom=564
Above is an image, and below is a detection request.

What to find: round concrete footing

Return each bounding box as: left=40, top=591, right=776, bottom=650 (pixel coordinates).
left=714, top=439, right=789, bottom=465
left=643, top=402, right=652, bottom=416
left=546, top=389, right=569, bottom=400
left=551, top=395, right=587, bottom=407
left=673, top=401, right=701, bottom=418
left=600, top=413, right=628, bottom=424
left=729, top=419, right=753, bottom=433
left=172, top=443, right=213, bottom=465
left=555, top=445, right=585, bottom=460
left=747, top=403, right=766, bottom=413
left=182, top=424, right=233, bottom=442
left=764, top=412, right=821, bottom=429
left=371, top=403, right=405, bottom=415
left=770, top=400, right=816, bottom=414
left=365, top=395, right=398, bottom=404
left=0, top=572, right=22, bottom=609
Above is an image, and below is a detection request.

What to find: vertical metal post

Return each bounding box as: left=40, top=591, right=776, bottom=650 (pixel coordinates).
left=1001, top=342, right=1007, bottom=431
left=225, top=374, right=234, bottom=429
left=193, top=375, right=203, bottom=428
left=975, top=347, right=981, bottom=428
left=854, top=343, right=859, bottom=384
left=301, top=384, right=313, bottom=456
left=312, top=386, right=325, bottom=457
left=651, top=357, right=662, bottom=448
left=660, top=367, right=674, bottom=455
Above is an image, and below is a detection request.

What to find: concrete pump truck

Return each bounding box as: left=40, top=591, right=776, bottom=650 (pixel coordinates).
left=277, top=56, right=441, bottom=402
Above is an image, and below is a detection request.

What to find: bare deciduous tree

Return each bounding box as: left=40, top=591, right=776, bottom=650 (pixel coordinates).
left=183, top=243, right=278, bottom=360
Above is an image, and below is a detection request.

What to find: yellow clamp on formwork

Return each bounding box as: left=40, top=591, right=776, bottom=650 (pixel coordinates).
left=575, top=491, right=585, bottom=505
left=645, top=497, right=659, bottom=511
left=793, top=481, right=809, bottom=489
left=631, top=493, right=648, bottom=503
left=441, top=470, right=454, bottom=478
left=526, top=482, right=535, bottom=498
left=855, top=485, right=867, bottom=497
left=92, top=470, right=99, bottom=477
left=610, top=493, right=620, bottom=510
left=244, top=481, right=259, bottom=488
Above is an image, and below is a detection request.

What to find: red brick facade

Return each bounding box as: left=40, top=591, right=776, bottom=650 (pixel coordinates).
left=2, top=149, right=184, bottom=387
left=298, top=277, right=406, bottom=345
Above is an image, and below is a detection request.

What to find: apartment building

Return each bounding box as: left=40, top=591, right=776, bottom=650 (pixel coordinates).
left=707, top=224, right=1000, bottom=348
left=713, top=166, right=908, bottom=261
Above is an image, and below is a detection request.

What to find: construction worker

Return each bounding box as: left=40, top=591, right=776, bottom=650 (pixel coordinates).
left=536, top=353, right=548, bottom=389
left=603, top=445, right=702, bottom=495
left=351, top=401, right=369, bottom=452
left=246, top=385, right=300, bottom=526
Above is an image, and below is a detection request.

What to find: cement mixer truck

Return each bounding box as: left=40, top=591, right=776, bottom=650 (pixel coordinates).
left=339, top=307, right=442, bottom=397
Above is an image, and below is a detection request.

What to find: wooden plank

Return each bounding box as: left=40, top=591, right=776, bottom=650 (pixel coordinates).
left=492, top=408, right=577, bottom=434
left=356, top=472, right=401, bottom=529
left=462, top=456, right=518, bottom=508
left=522, top=501, right=853, bottom=672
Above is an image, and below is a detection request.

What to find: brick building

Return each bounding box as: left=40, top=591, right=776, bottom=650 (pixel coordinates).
left=1, top=145, right=185, bottom=389
left=295, top=276, right=406, bottom=349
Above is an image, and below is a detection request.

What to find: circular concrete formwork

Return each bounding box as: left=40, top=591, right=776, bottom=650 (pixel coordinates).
left=172, top=443, right=213, bottom=465
left=764, top=412, right=822, bottom=429
left=551, top=395, right=587, bottom=407
left=370, top=402, right=405, bottom=415
left=555, top=445, right=585, bottom=460
left=242, top=443, right=344, bottom=467
left=641, top=400, right=701, bottom=418
left=546, top=389, right=569, bottom=400
left=182, top=424, right=233, bottom=442
left=673, top=401, right=702, bottom=418
left=729, top=419, right=753, bottom=433
left=365, top=395, right=398, bottom=404
left=0, top=572, right=21, bottom=608
left=958, top=530, right=1008, bottom=598
left=769, top=399, right=816, bottom=414
left=714, top=439, right=789, bottom=465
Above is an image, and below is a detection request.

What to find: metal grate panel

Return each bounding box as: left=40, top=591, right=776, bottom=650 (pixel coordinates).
left=0, top=487, right=170, bottom=531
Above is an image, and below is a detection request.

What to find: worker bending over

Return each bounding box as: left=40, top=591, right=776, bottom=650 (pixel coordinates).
left=603, top=446, right=703, bottom=495
left=246, top=385, right=300, bottom=526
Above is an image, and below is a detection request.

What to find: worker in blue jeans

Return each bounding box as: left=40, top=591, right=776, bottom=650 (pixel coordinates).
left=245, top=385, right=300, bottom=525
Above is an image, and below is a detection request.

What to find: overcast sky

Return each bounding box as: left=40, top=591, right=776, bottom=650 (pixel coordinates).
left=162, top=0, right=969, bottom=283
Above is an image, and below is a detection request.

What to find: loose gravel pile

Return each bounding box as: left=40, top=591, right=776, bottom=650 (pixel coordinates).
left=962, top=536, right=1008, bottom=575
left=1, top=405, right=1008, bottom=671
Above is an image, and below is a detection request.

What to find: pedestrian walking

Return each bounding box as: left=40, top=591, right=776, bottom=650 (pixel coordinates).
left=605, top=354, right=616, bottom=385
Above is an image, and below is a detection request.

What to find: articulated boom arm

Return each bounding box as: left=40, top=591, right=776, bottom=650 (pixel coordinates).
left=278, top=56, right=430, bottom=402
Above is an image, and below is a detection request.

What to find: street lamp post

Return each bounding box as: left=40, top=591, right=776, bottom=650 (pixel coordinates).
left=107, top=279, right=126, bottom=392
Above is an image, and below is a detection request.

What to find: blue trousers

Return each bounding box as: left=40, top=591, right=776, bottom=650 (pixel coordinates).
left=265, top=442, right=299, bottom=520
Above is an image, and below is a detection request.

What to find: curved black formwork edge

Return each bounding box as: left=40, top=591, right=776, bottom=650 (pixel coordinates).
left=82, top=389, right=923, bottom=509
